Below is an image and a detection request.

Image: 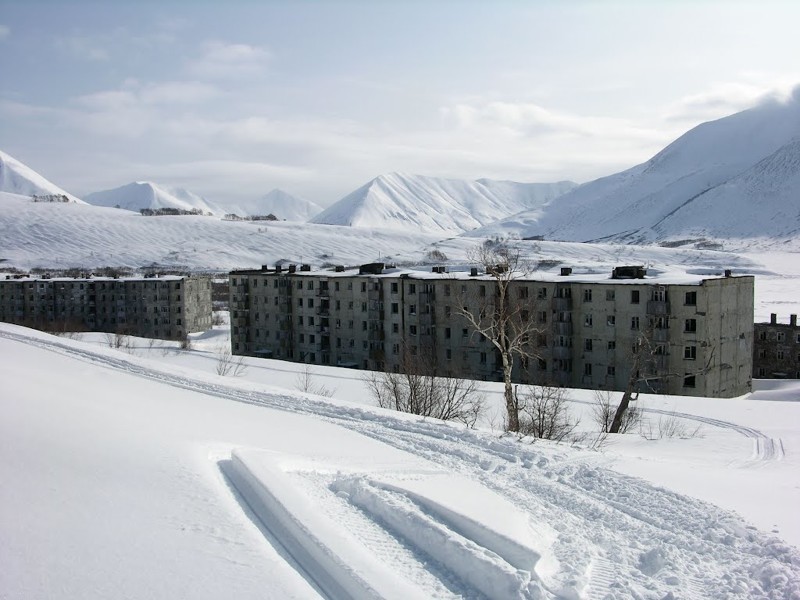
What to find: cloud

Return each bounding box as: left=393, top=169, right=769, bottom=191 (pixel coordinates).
left=57, top=35, right=110, bottom=62
left=662, top=79, right=800, bottom=124
left=0, top=24, right=9, bottom=40
left=189, top=41, right=272, bottom=79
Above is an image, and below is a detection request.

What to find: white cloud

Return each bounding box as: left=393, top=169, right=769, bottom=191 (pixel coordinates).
left=0, top=24, right=10, bottom=40
left=57, top=35, right=110, bottom=61
left=189, top=41, right=272, bottom=79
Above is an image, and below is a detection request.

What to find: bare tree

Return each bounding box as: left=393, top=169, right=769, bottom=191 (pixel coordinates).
left=516, top=384, right=580, bottom=441
left=455, top=243, right=546, bottom=432
left=363, top=343, right=485, bottom=427
left=593, top=390, right=641, bottom=434
left=609, top=319, right=715, bottom=433
left=215, top=345, right=247, bottom=377
left=295, top=365, right=336, bottom=397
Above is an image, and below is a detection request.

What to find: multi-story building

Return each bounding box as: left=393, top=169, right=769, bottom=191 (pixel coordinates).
left=0, top=274, right=212, bottom=340
left=229, top=263, right=754, bottom=398
left=753, top=314, right=800, bottom=379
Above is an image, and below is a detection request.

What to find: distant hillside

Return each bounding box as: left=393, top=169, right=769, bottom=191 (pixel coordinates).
left=0, top=150, right=84, bottom=204
left=469, top=88, right=800, bottom=249
left=310, top=172, right=576, bottom=234
left=217, top=189, right=323, bottom=221
left=84, top=182, right=223, bottom=216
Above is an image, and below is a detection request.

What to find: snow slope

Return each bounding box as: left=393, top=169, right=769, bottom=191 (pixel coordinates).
left=218, top=189, right=323, bottom=221
left=0, top=149, right=84, bottom=203
left=2, top=323, right=799, bottom=599
left=311, top=172, right=576, bottom=234
left=0, top=191, right=440, bottom=271
left=470, top=89, right=800, bottom=250
left=84, top=181, right=224, bottom=215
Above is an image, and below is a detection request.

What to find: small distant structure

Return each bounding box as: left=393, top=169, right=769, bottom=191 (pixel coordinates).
left=753, top=314, right=800, bottom=379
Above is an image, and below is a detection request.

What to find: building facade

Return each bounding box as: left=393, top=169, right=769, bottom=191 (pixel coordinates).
left=230, top=264, right=754, bottom=398
left=753, top=314, right=800, bottom=379
left=0, top=275, right=212, bottom=340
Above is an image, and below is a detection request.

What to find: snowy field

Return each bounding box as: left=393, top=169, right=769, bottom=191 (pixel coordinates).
left=2, top=322, right=799, bottom=600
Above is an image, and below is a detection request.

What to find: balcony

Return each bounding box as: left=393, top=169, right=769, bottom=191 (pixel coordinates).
left=552, top=322, right=573, bottom=336
left=647, top=301, right=670, bottom=315
left=551, top=297, right=572, bottom=311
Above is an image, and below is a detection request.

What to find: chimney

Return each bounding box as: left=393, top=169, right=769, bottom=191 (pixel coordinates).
left=724, top=269, right=732, bottom=277
left=770, top=313, right=777, bottom=325
left=791, top=314, right=797, bottom=327
left=470, top=267, right=478, bottom=277
left=560, top=267, right=572, bottom=276
left=275, top=265, right=282, bottom=273
left=288, top=264, right=296, bottom=273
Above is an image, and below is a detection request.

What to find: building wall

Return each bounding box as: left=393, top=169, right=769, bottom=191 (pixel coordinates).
left=753, top=315, right=800, bottom=379
left=0, top=275, right=212, bottom=340
left=229, top=266, right=754, bottom=398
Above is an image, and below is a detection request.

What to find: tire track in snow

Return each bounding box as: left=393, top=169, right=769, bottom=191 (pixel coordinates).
left=3, top=328, right=799, bottom=599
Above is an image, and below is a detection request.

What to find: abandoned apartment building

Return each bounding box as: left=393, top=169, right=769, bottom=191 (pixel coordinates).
left=0, top=274, right=213, bottom=340
left=753, top=314, right=800, bottom=379
left=229, top=263, right=754, bottom=398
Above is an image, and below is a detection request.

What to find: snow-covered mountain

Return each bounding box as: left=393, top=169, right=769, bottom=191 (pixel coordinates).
left=0, top=150, right=85, bottom=203
left=84, top=182, right=223, bottom=216
left=469, top=89, right=800, bottom=247
left=217, top=189, right=323, bottom=221
left=310, top=172, right=577, bottom=234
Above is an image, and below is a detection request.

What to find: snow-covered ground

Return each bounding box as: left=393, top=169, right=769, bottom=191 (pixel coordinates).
left=3, top=322, right=798, bottom=599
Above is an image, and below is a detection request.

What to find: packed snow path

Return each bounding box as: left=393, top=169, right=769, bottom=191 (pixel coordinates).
left=2, top=328, right=798, bottom=599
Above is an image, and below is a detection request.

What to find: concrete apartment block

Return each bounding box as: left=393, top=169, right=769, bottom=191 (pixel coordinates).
left=229, top=264, right=753, bottom=398
left=0, top=275, right=212, bottom=340
left=753, top=314, right=800, bottom=379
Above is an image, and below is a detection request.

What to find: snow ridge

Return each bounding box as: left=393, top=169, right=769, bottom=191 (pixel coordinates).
left=217, top=188, right=323, bottom=221
left=470, top=89, right=800, bottom=248
left=84, top=181, right=223, bottom=215
left=311, top=172, right=577, bottom=234
left=0, top=150, right=84, bottom=203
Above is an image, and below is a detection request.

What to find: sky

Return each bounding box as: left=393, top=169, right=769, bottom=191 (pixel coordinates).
left=1, top=1, right=799, bottom=207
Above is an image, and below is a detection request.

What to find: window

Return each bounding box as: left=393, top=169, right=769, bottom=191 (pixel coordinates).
left=445, top=327, right=451, bottom=339
left=757, top=348, right=766, bottom=358
left=584, top=363, right=592, bottom=376
left=391, top=282, right=398, bottom=293
left=607, top=366, right=616, bottom=376
left=446, top=349, right=452, bottom=360
left=445, top=285, right=451, bottom=297
left=777, top=350, right=785, bottom=360
left=584, top=314, right=593, bottom=327
left=537, top=311, right=547, bottom=324
left=607, top=340, right=616, bottom=350
left=445, top=306, right=451, bottom=317
left=758, top=367, right=767, bottom=377
left=583, top=289, right=592, bottom=302
left=631, top=290, right=640, bottom=304
left=307, top=281, right=314, bottom=290
left=537, top=288, right=547, bottom=299
left=685, top=291, right=697, bottom=306
left=796, top=333, right=800, bottom=344
left=518, top=286, right=528, bottom=299
left=631, top=316, right=640, bottom=330
left=651, top=288, right=666, bottom=302
left=408, top=284, right=416, bottom=294
left=462, top=328, right=469, bottom=339
left=607, top=315, right=616, bottom=326
left=307, top=298, right=314, bottom=308
left=392, top=343, right=399, bottom=354
left=362, top=321, right=367, bottom=331
left=409, top=325, right=417, bottom=335
left=297, top=298, right=303, bottom=307
left=391, top=302, right=399, bottom=314
left=584, top=339, right=593, bottom=352
left=759, top=331, right=767, bottom=341
left=684, top=346, right=697, bottom=360
left=683, top=375, right=696, bottom=388
left=777, top=332, right=786, bottom=342
left=479, top=352, right=487, bottom=364
left=392, top=323, right=399, bottom=334
left=361, top=282, right=367, bottom=292
left=605, top=290, right=615, bottom=301
left=479, top=285, right=486, bottom=297
left=334, top=282, right=340, bottom=292
left=409, top=304, right=417, bottom=315
left=685, top=318, right=697, bottom=333
left=299, top=333, right=305, bottom=343
left=348, top=320, right=354, bottom=329
left=309, top=334, right=315, bottom=344
left=537, top=334, right=547, bottom=347
left=361, top=302, right=367, bottom=312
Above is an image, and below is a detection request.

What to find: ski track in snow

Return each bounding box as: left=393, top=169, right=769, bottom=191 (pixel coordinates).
left=4, top=328, right=799, bottom=600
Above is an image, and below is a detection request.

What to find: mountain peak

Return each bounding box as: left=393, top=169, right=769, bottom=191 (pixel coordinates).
left=0, top=150, right=85, bottom=203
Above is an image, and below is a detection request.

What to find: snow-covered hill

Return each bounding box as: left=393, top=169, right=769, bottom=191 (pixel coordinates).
left=217, top=188, right=323, bottom=221
left=84, top=181, right=224, bottom=215
left=0, top=150, right=84, bottom=203
left=0, top=191, right=440, bottom=271
left=311, top=172, right=576, bottom=234
left=470, top=89, right=800, bottom=249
